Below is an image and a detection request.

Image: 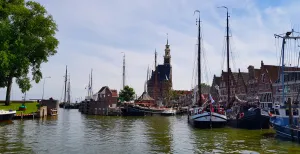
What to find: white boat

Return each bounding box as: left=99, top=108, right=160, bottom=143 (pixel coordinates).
left=188, top=103, right=227, bottom=128
left=0, top=110, right=16, bottom=122
left=161, top=108, right=176, bottom=116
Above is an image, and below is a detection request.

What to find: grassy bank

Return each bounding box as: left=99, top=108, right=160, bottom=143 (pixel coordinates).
left=0, top=102, right=38, bottom=114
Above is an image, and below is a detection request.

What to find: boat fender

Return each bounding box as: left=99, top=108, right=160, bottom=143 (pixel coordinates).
left=239, top=112, right=244, bottom=119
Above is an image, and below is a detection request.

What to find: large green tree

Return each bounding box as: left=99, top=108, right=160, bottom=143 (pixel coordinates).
left=119, top=85, right=136, bottom=102
left=0, top=1, right=59, bottom=105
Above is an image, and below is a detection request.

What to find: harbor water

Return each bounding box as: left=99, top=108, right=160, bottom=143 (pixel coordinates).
left=1, top=109, right=300, bottom=154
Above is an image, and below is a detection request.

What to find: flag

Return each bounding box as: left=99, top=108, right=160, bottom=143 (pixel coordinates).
left=209, top=94, right=215, bottom=103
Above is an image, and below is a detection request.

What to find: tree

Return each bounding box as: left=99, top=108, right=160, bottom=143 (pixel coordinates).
left=119, top=85, right=136, bottom=102
left=0, top=1, right=59, bottom=105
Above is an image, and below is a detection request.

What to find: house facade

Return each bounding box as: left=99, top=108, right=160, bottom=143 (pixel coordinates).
left=80, top=86, right=118, bottom=115
left=210, top=75, right=221, bottom=101
left=219, top=68, right=248, bottom=104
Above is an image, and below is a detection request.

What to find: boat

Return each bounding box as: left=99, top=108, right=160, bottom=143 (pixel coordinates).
left=188, top=10, right=227, bottom=128
left=226, top=96, right=270, bottom=129
left=269, top=30, right=300, bottom=141
left=0, top=110, right=16, bottom=122
left=161, top=108, right=176, bottom=116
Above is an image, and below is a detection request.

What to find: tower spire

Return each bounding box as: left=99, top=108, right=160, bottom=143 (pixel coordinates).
left=166, top=33, right=168, bottom=45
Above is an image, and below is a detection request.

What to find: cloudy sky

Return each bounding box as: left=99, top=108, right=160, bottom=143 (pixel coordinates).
left=0, top=0, right=299, bottom=101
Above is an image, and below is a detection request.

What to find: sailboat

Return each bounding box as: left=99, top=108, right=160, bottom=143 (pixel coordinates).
left=59, top=66, right=79, bottom=109
left=59, top=65, right=68, bottom=108
left=188, top=10, right=227, bottom=128
left=270, top=30, right=300, bottom=141
left=219, top=7, right=270, bottom=129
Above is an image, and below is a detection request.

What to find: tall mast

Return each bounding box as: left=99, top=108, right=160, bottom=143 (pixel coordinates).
left=64, top=65, right=67, bottom=103
left=91, top=69, right=93, bottom=95
left=88, top=74, right=90, bottom=97
left=68, top=74, right=71, bottom=103
left=226, top=7, right=230, bottom=108
left=218, top=6, right=230, bottom=107
left=122, top=53, right=125, bottom=89
left=154, top=50, right=158, bottom=105
left=194, top=10, right=201, bottom=106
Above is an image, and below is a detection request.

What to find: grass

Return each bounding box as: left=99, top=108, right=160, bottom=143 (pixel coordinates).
left=0, top=102, right=39, bottom=114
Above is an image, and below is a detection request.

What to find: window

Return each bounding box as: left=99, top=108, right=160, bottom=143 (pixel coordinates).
left=261, top=73, right=265, bottom=83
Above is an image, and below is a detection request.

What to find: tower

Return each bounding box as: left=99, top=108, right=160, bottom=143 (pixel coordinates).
left=164, top=34, right=171, bottom=65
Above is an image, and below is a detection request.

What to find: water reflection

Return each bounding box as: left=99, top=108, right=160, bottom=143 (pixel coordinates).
left=144, top=115, right=172, bottom=153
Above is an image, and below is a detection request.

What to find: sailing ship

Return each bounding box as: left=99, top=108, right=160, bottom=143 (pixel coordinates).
left=270, top=30, right=300, bottom=141
left=219, top=7, right=270, bottom=129
left=59, top=66, right=79, bottom=109
left=188, top=10, right=227, bottom=128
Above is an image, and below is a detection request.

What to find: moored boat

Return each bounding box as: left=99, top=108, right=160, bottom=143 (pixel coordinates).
left=0, top=110, right=16, bottom=122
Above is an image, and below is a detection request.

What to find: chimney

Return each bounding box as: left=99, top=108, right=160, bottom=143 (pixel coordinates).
left=248, top=65, right=255, bottom=78
left=238, top=68, right=241, bottom=73
left=261, top=60, right=264, bottom=67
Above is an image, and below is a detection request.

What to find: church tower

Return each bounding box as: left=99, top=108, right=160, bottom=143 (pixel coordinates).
left=164, top=36, right=171, bottom=65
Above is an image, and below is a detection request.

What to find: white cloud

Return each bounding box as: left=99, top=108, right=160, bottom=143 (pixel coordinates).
left=1, top=0, right=300, bottom=101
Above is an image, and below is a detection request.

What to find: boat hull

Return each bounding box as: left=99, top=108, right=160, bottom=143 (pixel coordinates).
left=270, top=116, right=300, bottom=142
left=121, top=106, right=145, bottom=116
left=0, top=112, right=15, bottom=122
left=227, top=109, right=270, bottom=129
left=188, top=112, right=227, bottom=128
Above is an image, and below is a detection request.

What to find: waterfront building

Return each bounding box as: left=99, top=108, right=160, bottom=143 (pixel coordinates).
left=219, top=68, right=248, bottom=103
left=210, top=75, right=221, bottom=101
left=80, top=86, right=118, bottom=115
left=147, top=39, right=172, bottom=104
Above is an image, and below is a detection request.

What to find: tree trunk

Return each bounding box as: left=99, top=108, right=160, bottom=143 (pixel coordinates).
left=5, top=77, right=13, bottom=106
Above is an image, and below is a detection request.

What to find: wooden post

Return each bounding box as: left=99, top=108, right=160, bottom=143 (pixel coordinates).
left=288, top=98, right=294, bottom=141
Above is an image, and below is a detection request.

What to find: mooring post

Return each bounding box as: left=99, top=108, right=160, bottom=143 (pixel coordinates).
left=288, top=98, right=294, bottom=141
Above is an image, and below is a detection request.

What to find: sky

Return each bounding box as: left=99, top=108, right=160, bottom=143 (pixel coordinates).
left=1, top=0, right=300, bottom=102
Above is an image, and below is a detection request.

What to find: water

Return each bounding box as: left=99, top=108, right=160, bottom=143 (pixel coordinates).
left=1, top=110, right=300, bottom=154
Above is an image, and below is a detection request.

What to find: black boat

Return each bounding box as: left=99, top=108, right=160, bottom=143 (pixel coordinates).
left=121, top=104, right=145, bottom=116
left=0, top=110, right=16, bottom=122
left=226, top=97, right=270, bottom=129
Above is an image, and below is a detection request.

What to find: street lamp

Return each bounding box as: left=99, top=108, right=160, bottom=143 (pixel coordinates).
left=42, top=76, right=51, bottom=100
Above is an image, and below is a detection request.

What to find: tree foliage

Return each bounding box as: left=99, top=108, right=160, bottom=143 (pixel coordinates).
left=119, top=85, right=136, bottom=102
left=0, top=1, right=59, bottom=105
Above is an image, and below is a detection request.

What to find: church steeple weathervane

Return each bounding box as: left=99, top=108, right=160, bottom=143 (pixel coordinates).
left=164, top=33, right=171, bottom=64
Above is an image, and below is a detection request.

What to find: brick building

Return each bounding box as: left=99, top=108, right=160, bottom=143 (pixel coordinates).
left=147, top=39, right=172, bottom=104
left=210, top=75, right=221, bottom=101
left=80, top=86, right=118, bottom=115
left=219, top=68, right=248, bottom=103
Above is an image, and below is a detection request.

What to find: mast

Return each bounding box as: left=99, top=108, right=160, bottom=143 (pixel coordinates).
left=275, top=30, right=300, bottom=105
left=194, top=10, right=201, bottom=106
left=64, top=65, right=68, bottom=103
left=122, top=53, right=125, bottom=89
left=91, top=69, right=93, bottom=96
left=68, top=74, right=71, bottom=103
left=218, top=6, right=230, bottom=107
left=226, top=7, right=230, bottom=108
left=155, top=50, right=157, bottom=105
left=88, top=74, right=90, bottom=97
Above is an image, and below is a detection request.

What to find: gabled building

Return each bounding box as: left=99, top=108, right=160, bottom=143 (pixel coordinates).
left=219, top=68, right=248, bottom=103
left=80, top=86, right=118, bottom=115
left=147, top=39, right=172, bottom=104
left=246, top=65, right=261, bottom=103
left=210, top=75, right=221, bottom=101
